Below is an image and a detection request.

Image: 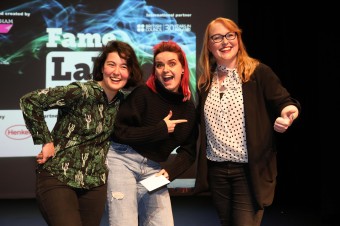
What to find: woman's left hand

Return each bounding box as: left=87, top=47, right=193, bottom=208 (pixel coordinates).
left=156, top=169, right=169, bottom=180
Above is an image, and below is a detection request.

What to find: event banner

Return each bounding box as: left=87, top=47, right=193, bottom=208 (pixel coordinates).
left=0, top=0, right=236, bottom=157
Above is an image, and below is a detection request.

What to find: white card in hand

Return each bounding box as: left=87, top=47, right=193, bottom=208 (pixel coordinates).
left=140, top=174, right=170, bottom=192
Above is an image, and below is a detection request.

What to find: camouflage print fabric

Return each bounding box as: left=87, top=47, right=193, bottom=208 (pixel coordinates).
left=20, top=80, right=123, bottom=189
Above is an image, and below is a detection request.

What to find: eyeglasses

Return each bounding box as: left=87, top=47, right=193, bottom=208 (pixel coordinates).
left=210, top=32, right=237, bottom=43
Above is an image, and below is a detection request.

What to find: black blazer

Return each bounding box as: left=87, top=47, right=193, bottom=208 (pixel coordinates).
left=194, top=63, right=301, bottom=208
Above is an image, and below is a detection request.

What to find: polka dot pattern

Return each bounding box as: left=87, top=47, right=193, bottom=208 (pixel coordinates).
left=204, top=70, right=248, bottom=162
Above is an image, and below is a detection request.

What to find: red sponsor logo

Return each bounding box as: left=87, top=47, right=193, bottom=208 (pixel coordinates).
left=5, top=125, right=31, bottom=140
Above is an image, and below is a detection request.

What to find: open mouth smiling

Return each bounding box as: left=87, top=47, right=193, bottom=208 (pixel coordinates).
left=163, top=76, right=174, bottom=82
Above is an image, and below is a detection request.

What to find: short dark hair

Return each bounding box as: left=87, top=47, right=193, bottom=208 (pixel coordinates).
left=92, top=40, right=143, bottom=89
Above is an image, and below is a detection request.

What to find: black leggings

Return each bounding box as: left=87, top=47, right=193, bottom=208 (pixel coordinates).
left=36, top=169, right=107, bottom=226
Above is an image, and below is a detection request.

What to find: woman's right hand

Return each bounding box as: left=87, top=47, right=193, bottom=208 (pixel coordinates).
left=36, top=142, right=55, bottom=164
left=163, top=110, right=187, bottom=133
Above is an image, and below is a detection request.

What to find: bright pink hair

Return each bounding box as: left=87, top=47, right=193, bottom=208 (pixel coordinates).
left=146, top=40, right=191, bottom=101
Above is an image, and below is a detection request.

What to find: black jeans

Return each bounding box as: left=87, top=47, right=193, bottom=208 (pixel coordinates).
left=36, top=168, right=107, bottom=226
left=208, top=160, right=263, bottom=226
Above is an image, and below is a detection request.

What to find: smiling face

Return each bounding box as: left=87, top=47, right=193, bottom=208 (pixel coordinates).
left=208, top=21, right=239, bottom=68
left=98, top=52, right=129, bottom=101
left=154, top=51, right=184, bottom=93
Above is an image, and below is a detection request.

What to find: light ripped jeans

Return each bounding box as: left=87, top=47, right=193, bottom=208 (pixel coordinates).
left=106, top=141, right=174, bottom=226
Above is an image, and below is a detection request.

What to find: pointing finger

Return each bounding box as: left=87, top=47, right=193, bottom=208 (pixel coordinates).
left=173, top=119, right=188, bottom=124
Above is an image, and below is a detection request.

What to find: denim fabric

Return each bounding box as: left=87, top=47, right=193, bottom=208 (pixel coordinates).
left=106, top=142, right=174, bottom=226
left=35, top=168, right=107, bottom=226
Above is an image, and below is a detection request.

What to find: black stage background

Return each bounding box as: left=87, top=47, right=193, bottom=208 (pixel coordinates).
left=239, top=2, right=335, bottom=224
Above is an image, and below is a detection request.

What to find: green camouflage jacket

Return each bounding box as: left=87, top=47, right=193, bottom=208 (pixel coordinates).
left=20, top=81, right=123, bottom=189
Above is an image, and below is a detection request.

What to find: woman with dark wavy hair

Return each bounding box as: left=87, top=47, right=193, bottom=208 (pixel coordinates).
left=20, top=40, right=143, bottom=226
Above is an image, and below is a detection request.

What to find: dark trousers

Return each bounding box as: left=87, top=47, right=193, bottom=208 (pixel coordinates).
left=36, top=169, right=107, bottom=226
left=208, top=160, right=263, bottom=226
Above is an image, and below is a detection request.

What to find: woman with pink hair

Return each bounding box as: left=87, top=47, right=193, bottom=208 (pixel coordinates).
left=106, top=40, right=198, bottom=226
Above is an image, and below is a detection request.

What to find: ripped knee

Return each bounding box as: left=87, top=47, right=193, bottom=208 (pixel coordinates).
left=111, top=191, right=124, bottom=201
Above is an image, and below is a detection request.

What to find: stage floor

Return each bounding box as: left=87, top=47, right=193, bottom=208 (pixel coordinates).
left=0, top=195, right=324, bottom=226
